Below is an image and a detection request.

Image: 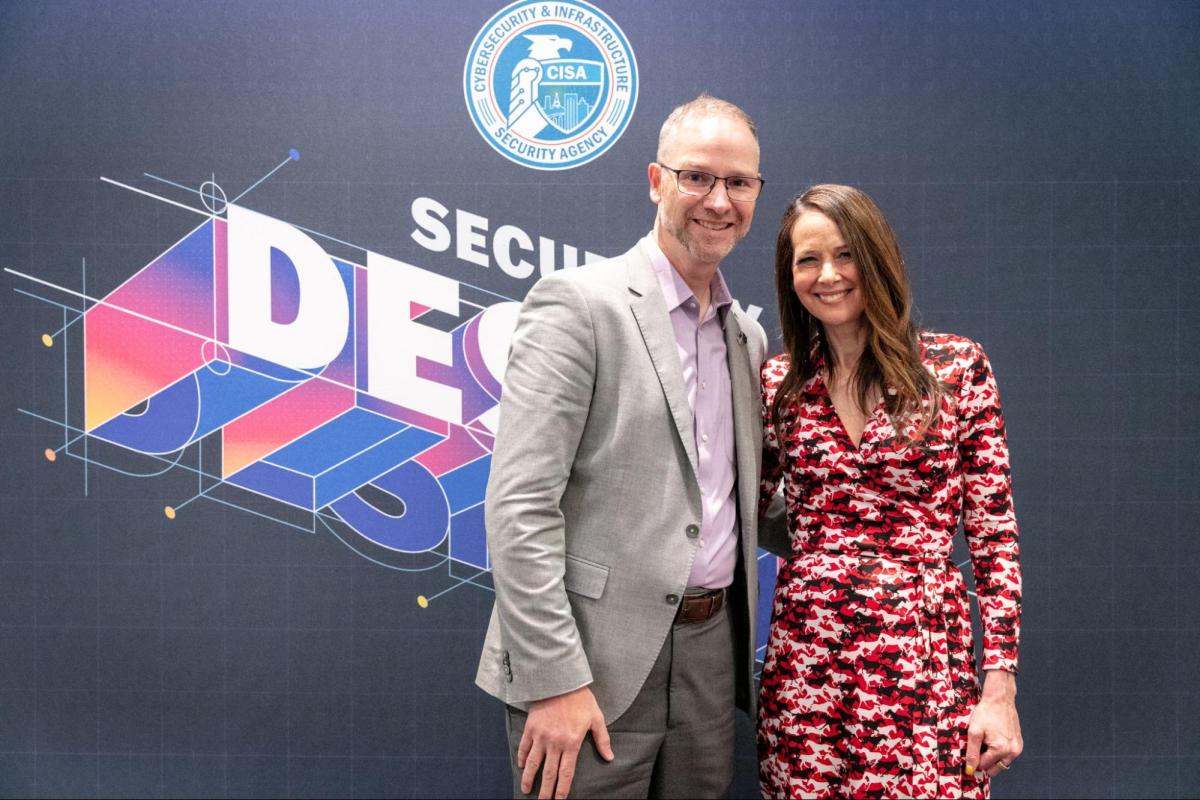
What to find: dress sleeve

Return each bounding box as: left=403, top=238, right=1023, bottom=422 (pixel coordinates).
left=759, top=359, right=787, bottom=513
left=957, top=343, right=1021, bottom=673
left=755, top=358, right=792, bottom=557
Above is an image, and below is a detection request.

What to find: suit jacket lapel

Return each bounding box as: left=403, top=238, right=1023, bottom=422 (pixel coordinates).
left=723, top=308, right=763, bottom=720
left=625, top=245, right=700, bottom=479
left=724, top=312, right=760, bottom=539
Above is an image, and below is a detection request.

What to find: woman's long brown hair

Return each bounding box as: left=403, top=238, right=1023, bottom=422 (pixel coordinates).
left=770, top=184, right=941, bottom=441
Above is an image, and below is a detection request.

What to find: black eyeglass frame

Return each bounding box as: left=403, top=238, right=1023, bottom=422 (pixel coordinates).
left=655, top=163, right=766, bottom=202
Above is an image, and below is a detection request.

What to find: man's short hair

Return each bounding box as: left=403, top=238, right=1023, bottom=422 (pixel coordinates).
left=656, top=94, right=758, bottom=161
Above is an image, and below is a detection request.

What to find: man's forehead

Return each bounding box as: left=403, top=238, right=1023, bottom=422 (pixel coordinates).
left=661, top=112, right=758, bottom=165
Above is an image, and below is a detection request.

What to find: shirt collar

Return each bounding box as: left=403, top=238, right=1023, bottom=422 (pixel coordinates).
left=641, top=232, right=734, bottom=318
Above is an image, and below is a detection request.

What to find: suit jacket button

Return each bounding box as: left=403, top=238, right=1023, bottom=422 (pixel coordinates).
left=665, top=593, right=679, bottom=605
left=685, top=524, right=700, bottom=539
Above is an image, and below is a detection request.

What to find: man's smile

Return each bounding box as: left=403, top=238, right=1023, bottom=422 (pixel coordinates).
left=692, top=218, right=734, bottom=231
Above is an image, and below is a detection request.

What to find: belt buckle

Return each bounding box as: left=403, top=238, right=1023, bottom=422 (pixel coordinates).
left=678, top=588, right=723, bottom=624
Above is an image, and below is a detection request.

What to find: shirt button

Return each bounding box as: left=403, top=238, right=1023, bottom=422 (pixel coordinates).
left=685, top=524, right=700, bottom=538
left=701, top=433, right=709, bottom=443
left=701, top=381, right=708, bottom=390
left=665, top=593, right=679, bottom=605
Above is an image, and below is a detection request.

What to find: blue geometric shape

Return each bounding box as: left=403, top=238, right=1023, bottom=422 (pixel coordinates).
left=449, top=502, right=488, bottom=569
left=226, top=410, right=442, bottom=510
left=194, top=364, right=302, bottom=436
left=756, top=550, right=779, bottom=654
left=91, top=363, right=298, bottom=454
left=329, top=459, right=449, bottom=553
left=266, top=409, right=405, bottom=473
left=439, top=454, right=490, bottom=514
left=223, top=457, right=313, bottom=509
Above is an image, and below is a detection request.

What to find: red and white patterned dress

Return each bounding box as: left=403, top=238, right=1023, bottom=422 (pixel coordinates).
left=758, top=332, right=1021, bottom=799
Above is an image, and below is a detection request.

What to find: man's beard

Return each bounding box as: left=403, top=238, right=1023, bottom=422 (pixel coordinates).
left=659, top=208, right=741, bottom=265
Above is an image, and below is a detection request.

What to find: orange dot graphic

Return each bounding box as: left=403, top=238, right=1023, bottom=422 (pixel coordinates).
left=41, top=334, right=53, bottom=348
left=164, top=506, right=177, bottom=520
left=44, top=448, right=56, bottom=462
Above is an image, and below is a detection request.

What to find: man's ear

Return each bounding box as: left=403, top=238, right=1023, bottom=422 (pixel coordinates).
left=647, top=161, right=663, bottom=204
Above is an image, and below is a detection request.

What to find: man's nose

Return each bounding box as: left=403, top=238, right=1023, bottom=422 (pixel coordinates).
left=704, top=180, right=732, bottom=213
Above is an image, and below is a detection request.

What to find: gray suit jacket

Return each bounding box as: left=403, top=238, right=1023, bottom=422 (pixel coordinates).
left=475, top=239, right=768, bottom=724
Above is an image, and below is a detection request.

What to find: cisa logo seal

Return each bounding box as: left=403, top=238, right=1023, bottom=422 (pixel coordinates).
left=464, top=0, right=638, bottom=171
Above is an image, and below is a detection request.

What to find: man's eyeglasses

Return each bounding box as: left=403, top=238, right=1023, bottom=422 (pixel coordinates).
left=657, top=164, right=765, bottom=202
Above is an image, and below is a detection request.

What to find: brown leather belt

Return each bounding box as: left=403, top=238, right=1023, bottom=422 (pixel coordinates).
left=675, top=587, right=727, bottom=624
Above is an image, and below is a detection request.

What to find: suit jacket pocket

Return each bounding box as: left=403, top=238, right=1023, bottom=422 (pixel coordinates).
left=563, top=554, right=609, bottom=600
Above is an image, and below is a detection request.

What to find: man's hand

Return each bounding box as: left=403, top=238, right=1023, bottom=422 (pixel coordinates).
left=517, top=685, right=614, bottom=799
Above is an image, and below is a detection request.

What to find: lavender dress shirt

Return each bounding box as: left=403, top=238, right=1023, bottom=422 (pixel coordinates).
left=643, top=235, right=738, bottom=590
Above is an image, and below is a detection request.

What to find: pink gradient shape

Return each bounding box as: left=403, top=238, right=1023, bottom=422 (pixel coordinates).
left=222, top=377, right=354, bottom=478
left=214, top=219, right=228, bottom=343
left=415, top=423, right=488, bottom=476
left=85, top=304, right=207, bottom=431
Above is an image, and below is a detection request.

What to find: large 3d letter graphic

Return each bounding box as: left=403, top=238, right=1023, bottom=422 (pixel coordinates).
left=227, top=205, right=349, bottom=371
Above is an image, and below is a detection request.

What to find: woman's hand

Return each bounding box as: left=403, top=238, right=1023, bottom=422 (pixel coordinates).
left=965, top=670, right=1023, bottom=780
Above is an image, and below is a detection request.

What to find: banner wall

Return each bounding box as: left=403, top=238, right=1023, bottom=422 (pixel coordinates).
left=1, top=1, right=1197, bottom=797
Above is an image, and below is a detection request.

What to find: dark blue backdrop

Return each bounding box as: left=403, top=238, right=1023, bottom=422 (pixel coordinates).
left=1, top=1, right=1198, bottom=797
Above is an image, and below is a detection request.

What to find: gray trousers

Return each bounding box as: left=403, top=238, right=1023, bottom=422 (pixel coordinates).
left=506, top=604, right=736, bottom=799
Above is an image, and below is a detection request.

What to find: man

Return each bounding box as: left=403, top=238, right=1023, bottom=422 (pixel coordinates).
left=476, top=95, right=768, bottom=799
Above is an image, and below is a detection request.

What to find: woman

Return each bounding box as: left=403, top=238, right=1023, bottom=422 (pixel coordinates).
left=758, top=185, right=1022, bottom=799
